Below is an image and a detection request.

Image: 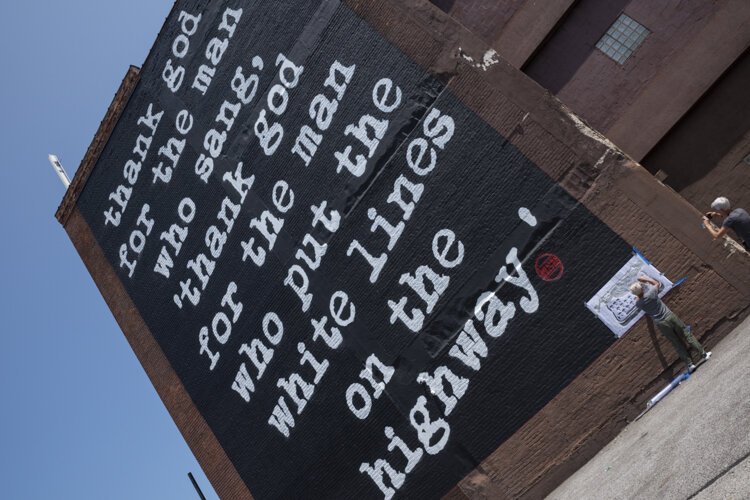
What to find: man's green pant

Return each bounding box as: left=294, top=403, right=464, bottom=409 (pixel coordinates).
left=655, top=311, right=706, bottom=365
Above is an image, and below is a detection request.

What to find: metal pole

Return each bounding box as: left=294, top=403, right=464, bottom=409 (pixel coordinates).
left=188, top=472, right=207, bottom=500
left=48, top=154, right=71, bottom=188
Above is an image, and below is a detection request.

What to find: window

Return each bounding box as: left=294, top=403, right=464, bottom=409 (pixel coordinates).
left=596, top=13, right=649, bottom=65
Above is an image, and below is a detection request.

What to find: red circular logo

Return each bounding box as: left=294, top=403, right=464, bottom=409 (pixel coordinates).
left=535, top=253, right=564, bottom=281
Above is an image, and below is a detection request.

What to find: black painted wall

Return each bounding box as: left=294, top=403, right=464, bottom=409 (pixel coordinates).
left=77, top=1, right=629, bottom=498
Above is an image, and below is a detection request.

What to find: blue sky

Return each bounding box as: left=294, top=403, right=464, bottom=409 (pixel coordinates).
left=0, top=1, right=217, bottom=498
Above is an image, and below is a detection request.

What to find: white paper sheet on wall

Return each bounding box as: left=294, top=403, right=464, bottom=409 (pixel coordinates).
left=586, top=253, right=673, bottom=337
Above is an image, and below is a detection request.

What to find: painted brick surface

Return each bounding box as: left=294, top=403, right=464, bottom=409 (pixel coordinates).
left=57, top=1, right=750, bottom=498
left=429, top=0, right=524, bottom=43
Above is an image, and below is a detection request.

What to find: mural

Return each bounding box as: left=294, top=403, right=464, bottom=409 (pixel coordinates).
left=586, top=252, right=674, bottom=337
left=76, top=1, right=632, bottom=497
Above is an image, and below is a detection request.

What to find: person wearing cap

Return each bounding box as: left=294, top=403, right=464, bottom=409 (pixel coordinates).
left=629, top=275, right=710, bottom=372
left=702, top=197, right=750, bottom=250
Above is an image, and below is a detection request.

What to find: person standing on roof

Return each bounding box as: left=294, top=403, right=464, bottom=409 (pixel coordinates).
left=629, top=275, right=710, bottom=373
left=702, top=196, right=750, bottom=250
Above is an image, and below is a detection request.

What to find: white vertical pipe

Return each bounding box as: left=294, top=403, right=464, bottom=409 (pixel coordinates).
left=48, top=154, right=71, bottom=188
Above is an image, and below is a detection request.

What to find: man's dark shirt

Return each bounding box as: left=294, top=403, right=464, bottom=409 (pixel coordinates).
left=636, top=284, right=670, bottom=322
left=723, top=208, right=750, bottom=245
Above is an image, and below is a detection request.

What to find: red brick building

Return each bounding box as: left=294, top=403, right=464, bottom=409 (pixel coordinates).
left=58, top=1, right=750, bottom=498
left=432, top=0, right=750, bottom=215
